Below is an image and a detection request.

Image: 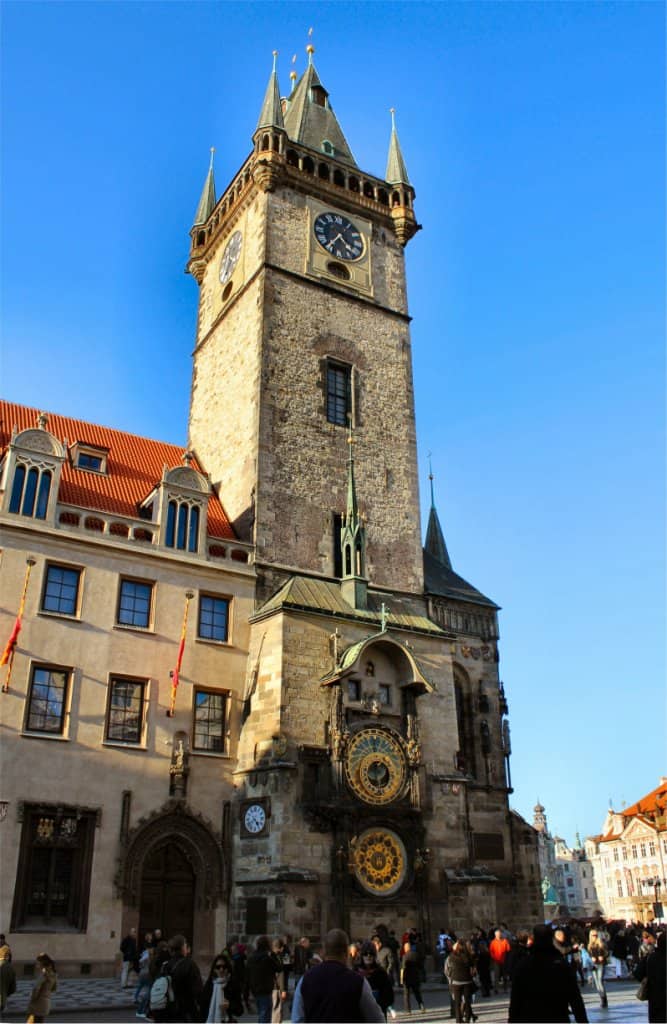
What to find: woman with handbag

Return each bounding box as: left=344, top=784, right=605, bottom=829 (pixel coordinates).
left=587, top=929, right=608, bottom=1009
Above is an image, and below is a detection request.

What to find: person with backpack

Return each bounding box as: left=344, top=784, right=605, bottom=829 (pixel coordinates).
left=151, top=935, right=202, bottom=1023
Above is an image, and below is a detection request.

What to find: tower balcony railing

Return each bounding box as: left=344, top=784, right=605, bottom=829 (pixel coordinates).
left=191, top=139, right=414, bottom=256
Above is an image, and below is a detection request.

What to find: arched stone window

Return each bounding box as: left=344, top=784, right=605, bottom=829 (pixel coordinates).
left=333, top=169, right=345, bottom=188
left=454, top=664, right=477, bottom=778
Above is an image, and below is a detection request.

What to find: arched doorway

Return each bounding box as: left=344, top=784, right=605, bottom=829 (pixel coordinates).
left=139, top=842, right=194, bottom=942
left=117, top=802, right=225, bottom=961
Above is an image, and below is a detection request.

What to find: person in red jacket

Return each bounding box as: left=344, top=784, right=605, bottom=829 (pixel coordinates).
left=489, top=929, right=511, bottom=993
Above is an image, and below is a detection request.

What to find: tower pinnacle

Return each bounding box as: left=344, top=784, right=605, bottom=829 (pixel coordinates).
left=424, top=465, right=452, bottom=569
left=256, top=50, right=285, bottom=132
left=192, top=147, right=216, bottom=227
left=386, top=107, right=411, bottom=186
left=340, top=420, right=367, bottom=610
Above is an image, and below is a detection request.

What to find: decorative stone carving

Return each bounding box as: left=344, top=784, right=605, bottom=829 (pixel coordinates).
left=115, top=800, right=224, bottom=905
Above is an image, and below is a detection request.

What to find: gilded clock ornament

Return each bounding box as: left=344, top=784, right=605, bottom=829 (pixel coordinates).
left=351, top=828, right=407, bottom=896
left=219, top=230, right=243, bottom=284
left=313, top=212, right=364, bottom=261
left=344, top=728, right=407, bottom=805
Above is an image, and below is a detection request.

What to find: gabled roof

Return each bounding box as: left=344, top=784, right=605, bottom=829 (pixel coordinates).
left=253, top=574, right=444, bottom=635
left=283, top=61, right=357, bottom=167
left=0, top=401, right=235, bottom=539
left=423, top=549, right=499, bottom=609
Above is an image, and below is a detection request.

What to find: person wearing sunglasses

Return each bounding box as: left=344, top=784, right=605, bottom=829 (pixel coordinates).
left=200, top=955, right=238, bottom=1023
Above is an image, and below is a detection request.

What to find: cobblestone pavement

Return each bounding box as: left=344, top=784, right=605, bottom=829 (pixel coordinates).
left=0, top=975, right=647, bottom=1023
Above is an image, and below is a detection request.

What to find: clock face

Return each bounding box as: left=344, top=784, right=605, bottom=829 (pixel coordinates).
left=351, top=828, right=407, bottom=896
left=344, top=728, right=407, bottom=805
left=313, top=212, right=364, bottom=261
left=219, top=230, right=243, bottom=284
left=243, top=804, right=266, bottom=834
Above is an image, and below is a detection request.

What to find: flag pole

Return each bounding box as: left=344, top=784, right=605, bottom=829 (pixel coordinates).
left=167, top=590, right=194, bottom=717
left=2, top=557, right=36, bottom=692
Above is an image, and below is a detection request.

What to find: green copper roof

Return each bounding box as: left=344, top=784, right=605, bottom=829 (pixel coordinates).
left=256, top=53, right=285, bottom=132
left=325, top=631, right=435, bottom=692
left=385, top=109, right=411, bottom=185
left=283, top=60, right=357, bottom=167
left=253, top=575, right=444, bottom=635
left=193, top=149, right=216, bottom=226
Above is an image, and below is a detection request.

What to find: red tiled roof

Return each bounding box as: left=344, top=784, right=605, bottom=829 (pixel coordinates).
left=622, top=780, right=667, bottom=820
left=0, top=402, right=235, bottom=540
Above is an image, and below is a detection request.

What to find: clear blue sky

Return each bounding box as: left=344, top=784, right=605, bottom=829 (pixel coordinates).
left=2, top=2, right=664, bottom=847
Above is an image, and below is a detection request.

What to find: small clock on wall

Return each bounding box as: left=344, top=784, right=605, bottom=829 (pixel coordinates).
left=240, top=798, right=270, bottom=838
left=219, top=230, right=243, bottom=285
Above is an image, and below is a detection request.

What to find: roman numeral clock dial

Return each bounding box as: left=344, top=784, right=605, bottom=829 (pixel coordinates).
left=314, top=212, right=364, bottom=261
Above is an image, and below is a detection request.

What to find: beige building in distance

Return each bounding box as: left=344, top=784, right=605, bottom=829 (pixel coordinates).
left=586, top=779, right=667, bottom=923
left=0, top=48, right=541, bottom=975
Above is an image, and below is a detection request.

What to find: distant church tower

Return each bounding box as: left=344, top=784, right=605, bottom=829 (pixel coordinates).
left=184, top=46, right=541, bottom=942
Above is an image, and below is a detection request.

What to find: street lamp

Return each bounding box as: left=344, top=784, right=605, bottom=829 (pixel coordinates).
left=642, top=877, right=664, bottom=921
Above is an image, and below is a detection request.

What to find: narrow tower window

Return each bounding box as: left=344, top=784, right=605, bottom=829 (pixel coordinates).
left=326, top=362, right=352, bottom=426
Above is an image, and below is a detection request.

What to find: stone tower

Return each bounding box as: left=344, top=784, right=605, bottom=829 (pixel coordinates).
left=184, top=49, right=541, bottom=943
left=187, top=48, right=423, bottom=598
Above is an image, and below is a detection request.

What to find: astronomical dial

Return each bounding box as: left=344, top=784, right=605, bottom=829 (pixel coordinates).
left=351, top=828, right=407, bottom=896
left=313, top=212, right=364, bottom=261
left=219, top=230, right=243, bottom=285
left=243, top=803, right=266, bottom=835
left=344, top=728, right=407, bottom=805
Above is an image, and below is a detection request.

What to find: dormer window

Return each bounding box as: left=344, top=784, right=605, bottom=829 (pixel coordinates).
left=165, top=500, right=200, bottom=553
left=322, top=139, right=334, bottom=156
left=9, top=464, right=52, bottom=519
left=71, top=443, right=108, bottom=474
left=311, top=85, right=327, bottom=107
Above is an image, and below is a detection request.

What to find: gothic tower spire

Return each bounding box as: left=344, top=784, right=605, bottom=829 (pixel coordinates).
left=424, top=459, right=452, bottom=569
left=340, top=421, right=367, bottom=610
left=386, top=107, right=411, bottom=186
left=192, top=147, right=216, bottom=227
left=255, top=51, right=284, bottom=133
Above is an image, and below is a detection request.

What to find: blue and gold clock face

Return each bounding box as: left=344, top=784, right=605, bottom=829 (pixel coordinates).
left=344, top=728, right=407, bottom=805
left=313, top=212, right=364, bottom=261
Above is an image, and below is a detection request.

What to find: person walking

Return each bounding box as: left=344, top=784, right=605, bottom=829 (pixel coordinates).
left=489, top=928, right=511, bottom=993
left=120, top=927, right=139, bottom=989
left=587, top=928, right=609, bottom=1008
left=400, top=940, right=425, bottom=1014
left=444, top=939, right=477, bottom=1024
left=508, top=925, right=587, bottom=1023
left=246, top=935, right=279, bottom=1024
left=633, top=930, right=666, bottom=1024
left=26, top=953, right=57, bottom=1023
left=164, top=934, right=203, bottom=1023
left=291, top=928, right=384, bottom=1022
left=270, top=938, right=288, bottom=1024
left=356, top=941, right=394, bottom=1021
left=0, top=942, right=16, bottom=1012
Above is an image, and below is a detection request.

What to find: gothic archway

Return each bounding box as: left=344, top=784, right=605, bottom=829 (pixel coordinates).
left=117, top=801, right=224, bottom=960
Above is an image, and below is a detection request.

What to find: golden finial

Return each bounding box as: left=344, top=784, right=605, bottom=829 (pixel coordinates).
left=390, top=107, right=397, bottom=130
left=209, top=146, right=215, bottom=170
left=272, top=50, right=278, bottom=72
left=290, top=52, right=298, bottom=84
left=307, top=26, right=315, bottom=62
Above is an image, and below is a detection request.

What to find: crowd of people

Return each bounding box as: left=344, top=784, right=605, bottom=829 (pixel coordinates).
left=111, top=916, right=666, bottom=1024
left=0, top=917, right=664, bottom=1023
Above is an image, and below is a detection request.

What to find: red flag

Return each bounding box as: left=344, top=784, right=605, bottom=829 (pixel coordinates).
left=0, top=614, right=21, bottom=666
left=167, top=592, right=192, bottom=717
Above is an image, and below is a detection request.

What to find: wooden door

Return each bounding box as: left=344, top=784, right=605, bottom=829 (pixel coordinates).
left=139, top=843, right=195, bottom=944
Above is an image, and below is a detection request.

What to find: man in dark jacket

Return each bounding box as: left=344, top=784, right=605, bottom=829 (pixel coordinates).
left=509, top=925, right=587, bottom=1024
left=120, top=927, right=138, bottom=989
left=292, top=928, right=384, bottom=1023
left=246, top=935, right=280, bottom=1024
left=165, top=934, right=203, bottom=1023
